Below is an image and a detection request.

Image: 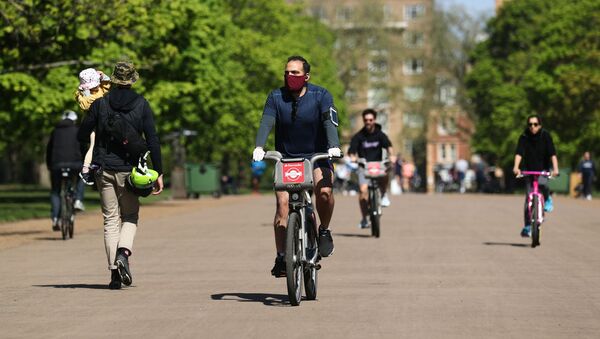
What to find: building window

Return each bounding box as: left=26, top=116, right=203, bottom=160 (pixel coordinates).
left=311, top=6, right=326, bottom=21
left=405, top=31, right=424, bottom=48
left=402, top=112, right=424, bottom=129
left=439, top=84, right=457, bottom=106
left=403, top=58, right=424, bottom=75
left=438, top=143, right=447, bottom=162
left=403, top=86, right=424, bottom=102
left=405, top=4, right=425, bottom=20
left=368, top=87, right=389, bottom=108
left=336, top=6, right=352, bottom=22
left=368, top=58, right=388, bottom=82
left=437, top=117, right=457, bottom=136
left=383, top=4, right=392, bottom=20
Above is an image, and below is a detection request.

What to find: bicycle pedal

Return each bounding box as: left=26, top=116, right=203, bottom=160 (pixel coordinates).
left=315, top=264, right=321, bottom=270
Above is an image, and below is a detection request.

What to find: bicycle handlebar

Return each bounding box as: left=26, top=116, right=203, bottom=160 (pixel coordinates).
left=517, top=171, right=554, bottom=179
left=264, top=151, right=343, bottom=167
left=356, top=158, right=391, bottom=168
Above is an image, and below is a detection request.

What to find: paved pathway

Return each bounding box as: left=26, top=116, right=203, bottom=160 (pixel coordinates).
left=1, top=194, right=599, bottom=338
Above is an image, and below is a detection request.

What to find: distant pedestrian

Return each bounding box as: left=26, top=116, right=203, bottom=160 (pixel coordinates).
left=577, top=151, right=596, bottom=200
left=455, top=158, right=469, bottom=193
left=250, top=160, right=266, bottom=194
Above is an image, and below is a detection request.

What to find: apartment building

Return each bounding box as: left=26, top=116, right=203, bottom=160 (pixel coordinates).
left=294, top=0, right=472, bottom=192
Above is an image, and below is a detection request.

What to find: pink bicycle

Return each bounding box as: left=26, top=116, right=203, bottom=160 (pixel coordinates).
left=518, top=171, right=552, bottom=248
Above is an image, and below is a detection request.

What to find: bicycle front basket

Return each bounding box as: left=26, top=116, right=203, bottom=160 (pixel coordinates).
left=274, top=159, right=313, bottom=191
left=365, top=162, right=387, bottom=178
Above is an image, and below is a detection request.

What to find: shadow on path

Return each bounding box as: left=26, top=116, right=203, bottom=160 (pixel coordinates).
left=211, top=293, right=289, bottom=307
left=483, top=242, right=529, bottom=248
left=335, top=233, right=372, bottom=238
left=0, top=230, right=44, bottom=237
left=34, top=284, right=108, bottom=290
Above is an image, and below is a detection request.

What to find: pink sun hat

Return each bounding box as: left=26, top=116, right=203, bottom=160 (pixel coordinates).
left=78, top=68, right=101, bottom=90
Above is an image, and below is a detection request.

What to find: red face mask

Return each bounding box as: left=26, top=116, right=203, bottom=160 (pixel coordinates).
left=285, top=74, right=306, bottom=92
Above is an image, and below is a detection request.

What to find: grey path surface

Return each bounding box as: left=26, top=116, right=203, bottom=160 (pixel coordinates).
left=1, top=194, right=599, bottom=338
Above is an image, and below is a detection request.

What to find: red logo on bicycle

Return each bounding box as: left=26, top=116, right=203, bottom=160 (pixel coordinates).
left=283, top=162, right=304, bottom=183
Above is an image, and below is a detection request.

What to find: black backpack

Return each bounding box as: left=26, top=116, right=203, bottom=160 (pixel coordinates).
left=104, top=97, right=148, bottom=159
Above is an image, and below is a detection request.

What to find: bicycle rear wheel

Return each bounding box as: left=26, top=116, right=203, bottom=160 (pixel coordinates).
left=303, top=209, right=318, bottom=300
left=369, top=188, right=381, bottom=238
left=286, top=211, right=303, bottom=306
left=60, top=190, right=69, bottom=240
left=531, top=195, right=540, bottom=248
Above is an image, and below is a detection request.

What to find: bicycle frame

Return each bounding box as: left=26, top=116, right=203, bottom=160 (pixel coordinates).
left=521, top=171, right=551, bottom=224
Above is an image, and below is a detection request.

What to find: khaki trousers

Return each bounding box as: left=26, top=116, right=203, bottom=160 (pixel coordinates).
left=96, top=170, right=139, bottom=270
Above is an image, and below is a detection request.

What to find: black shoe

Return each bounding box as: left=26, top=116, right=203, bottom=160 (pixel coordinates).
left=270, top=256, right=286, bottom=278
left=115, top=249, right=132, bottom=286
left=109, top=269, right=122, bottom=290
left=52, top=218, right=60, bottom=231
left=318, top=227, right=334, bottom=257
left=79, top=171, right=95, bottom=186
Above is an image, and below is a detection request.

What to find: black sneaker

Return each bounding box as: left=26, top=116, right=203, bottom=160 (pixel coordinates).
left=52, top=218, right=60, bottom=231
left=115, top=249, right=132, bottom=286
left=270, top=256, right=286, bottom=278
left=108, top=269, right=122, bottom=290
left=318, top=227, right=334, bottom=257
left=79, top=171, right=95, bottom=186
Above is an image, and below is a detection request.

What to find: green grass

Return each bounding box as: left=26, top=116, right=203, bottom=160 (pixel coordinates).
left=0, top=185, right=170, bottom=223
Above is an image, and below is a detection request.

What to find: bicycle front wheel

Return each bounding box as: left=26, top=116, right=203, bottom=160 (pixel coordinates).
left=303, top=209, right=318, bottom=300
left=531, top=195, right=540, bottom=248
left=369, top=188, right=381, bottom=238
left=286, top=211, right=303, bottom=306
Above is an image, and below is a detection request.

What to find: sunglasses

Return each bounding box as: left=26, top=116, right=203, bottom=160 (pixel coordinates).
left=528, top=122, right=539, bottom=127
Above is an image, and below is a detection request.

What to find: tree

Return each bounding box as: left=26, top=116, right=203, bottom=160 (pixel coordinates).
left=0, top=0, right=344, bottom=183
left=466, top=0, right=600, bottom=168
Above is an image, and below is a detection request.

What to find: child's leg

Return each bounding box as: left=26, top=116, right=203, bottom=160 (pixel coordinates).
left=82, top=131, right=95, bottom=172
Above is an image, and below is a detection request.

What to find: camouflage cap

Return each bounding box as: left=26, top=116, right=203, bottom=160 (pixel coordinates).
left=111, top=61, right=139, bottom=86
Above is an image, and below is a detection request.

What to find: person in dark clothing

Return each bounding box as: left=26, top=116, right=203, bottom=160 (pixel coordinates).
left=577, top=151, right=596, bottom=200
left=252, top=55, right=341, bottom=277
left=348, top=109, right=395, bottom=229
left=513, top=114, right=559, bottom=237
left=77, top=61, right=163, bottom=290
left=46, top=110, right=85, bottom=230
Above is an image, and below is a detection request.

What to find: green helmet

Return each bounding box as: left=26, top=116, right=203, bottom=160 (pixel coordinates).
left=126, top=152, right=159, bottom=197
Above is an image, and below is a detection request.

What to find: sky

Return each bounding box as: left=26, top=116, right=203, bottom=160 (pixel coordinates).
left=438, top=0, right=496, bottom=17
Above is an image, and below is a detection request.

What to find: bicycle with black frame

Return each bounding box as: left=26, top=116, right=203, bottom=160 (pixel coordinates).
left=265, top=150, right=342, bottom=306
left=357, top=158, right=390, bottom=238
left=58, top=168, right=77, bottom=240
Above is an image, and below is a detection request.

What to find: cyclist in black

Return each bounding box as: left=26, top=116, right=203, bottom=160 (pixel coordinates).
left=252, top=56, right=341, bottom=277
left=46, top=110, right=85, bottom=231
left=348, top=109, right=395, bottom=229
left=512, top=114, right=559, bottom=237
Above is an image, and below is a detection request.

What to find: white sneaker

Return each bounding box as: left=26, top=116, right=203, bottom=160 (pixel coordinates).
left=74, top=200, right=85, bottom=211
left=381, top=195, right=391, bottom=207
left=358, top=219, right=370, bottom=229
left=586, top=195, right=592, bottom=201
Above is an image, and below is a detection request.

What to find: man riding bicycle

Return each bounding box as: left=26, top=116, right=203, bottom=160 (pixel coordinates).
left=46, top=110, right=86, bottom=231
left=512, top=114, right=559, bottom=237
left=252, top=55, right=341, bottom=277
left=348, top=109, right=395, bottom=229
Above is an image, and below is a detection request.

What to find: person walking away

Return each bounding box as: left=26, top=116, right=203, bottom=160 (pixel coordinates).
left=77, top=61, right=163, bottom=289
left=252, top=56, right=341, bottom=277
left=46, top=110, right=86, bottom=230
left=75, top=68, right=111, bottom=186
left=512, top=114, right=559, bottom=237
left=577, top=151, right=595, bottom=200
